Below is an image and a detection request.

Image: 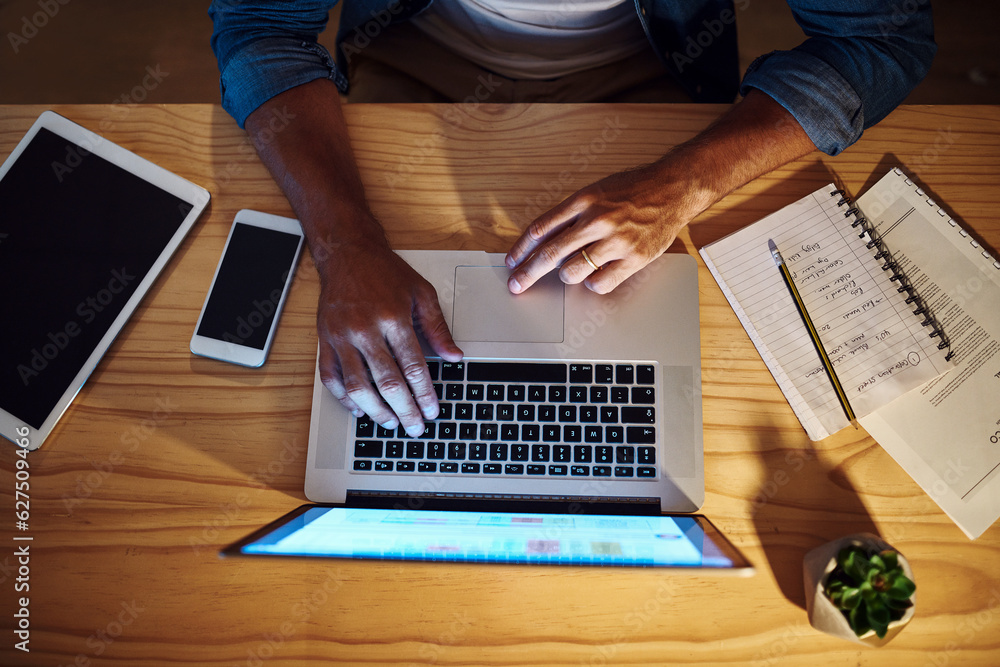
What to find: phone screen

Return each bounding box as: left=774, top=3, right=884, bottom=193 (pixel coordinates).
left=196, top=222, right=302, bottom=350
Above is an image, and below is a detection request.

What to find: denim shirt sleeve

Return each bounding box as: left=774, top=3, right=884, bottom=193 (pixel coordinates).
left=209, top=0, right=346, bottom=128
left=739, top=0, right=936, bottom=155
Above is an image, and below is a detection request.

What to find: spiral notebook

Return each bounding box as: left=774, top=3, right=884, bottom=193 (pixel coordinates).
left=702, top=167, right=1000, bottom=538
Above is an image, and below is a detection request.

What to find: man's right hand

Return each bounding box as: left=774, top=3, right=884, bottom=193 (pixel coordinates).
left=315, top=236, right=463, bottom=437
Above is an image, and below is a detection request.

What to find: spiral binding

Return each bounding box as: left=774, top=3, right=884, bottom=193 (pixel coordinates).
left=832, top=189, right=954, bottom=361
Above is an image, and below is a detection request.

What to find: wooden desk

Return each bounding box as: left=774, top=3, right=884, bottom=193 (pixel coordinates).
left=1, top=104, right=998, bottom=666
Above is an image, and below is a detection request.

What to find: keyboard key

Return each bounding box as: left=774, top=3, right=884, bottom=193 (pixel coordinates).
left=497, top=404, right=515, bottom=421
left=354, top=440, right=383, bottom=458
left=616, top=364, right=634, bottom=384
left=462, top=463, right=480, bottom=474
left=353, top=460, right=372, bottom=471
left=538, top=405, right=556, bottom=422
left=553, top=445, right=571, bottom=462
left=532, top=445, right=550, bottom=462
left=596, top=364, right=614, bottom=383
left=426, top=361, right=440, bottom=381
left=375, top=460, right=393, bottom=471
left=563, top=425, right=582, bottom=442
left=427, top=442, right=445, bottom=459
left=638, top=466, right=656, bottom=477
left=621, top=407, right=655, bottom=424
left=376, top=424, right=396, bottom=438
left=632, top=386, right=656, bottom=404
left=475, top=404, right=494, bottom=420
left=448, top=443, right=466, bottom=460
left=490, top=444, right=508, bottom=461
left=460, top=423, right=478, bottom=440
left=517, top=405, right=535, bottom=421
left=601, top=407, right=619, bottom=423
left=418, top=462, right=437, bottom=473
left=468, top=362, right=566, bottom=383
left=455, top=403, right=474, bottom=420
left=466, top=384, right=484, bottom=401
left=355, top=417, right=374, bottom=438
left=501, top=424, right=518, bottom=441
left=479, top=424, right=498, bottom=440
left=511, top=444, right=529, bottom=461
left=445, top=384, right=464, bottom=400
left=559, top=406, right=576, bottom=422
left=569, top=363, right=593, bottom=383
left=469, top=443, right=487, bottom=460
left=396, top=461, right=415, bottom=472
left=638, top=447, right=656, bottom=464
left=571, top=465, right=590, bottom=476
left=595, top=446, right=613, bottom=463
left=542, top=425, right=560, bottom=442
left=440, top=462, right=458, bottom=473
left=438, top=422, right=458, bottom=439
left=593, top=466, right=612, bottom=477
left=569, top=386, right=589, bottom=403
left=486, top=384, right=505, bottom=401
left=483, top=463, right=502, bottom=474
left=606, top=426, right=624, bottom=443
left=507, top=385, right=526, bottom=401
left=386, top=441, right=404, bottom=458
left=637, top=365, right=655, bottom=384
left=419, top=423, right=437, bottom=439
left=433, top=383, right=443, bottom=399
left=614, top=466, right=634, bottom=477
left=548, top=386, right=566, bottom=402
left=441, top=361, right=465, bottom=380
left=527, top=464, right=546, bottom=475
left=406, top=442, right=424, bottom=459
left=627, top=427, right=656, bottom=444
left=611, top=386, right=630, bottom=403
left=574, top=445, right=593, bottom=463
left=580, top=406, right=598, bottom=423
left=584, top=426, right=602, bottom=443
left=521, top=425, right=540, bottom=441
left=590, top=386, right=608, bottom=403
left=527, top=385, right=546, bottom=401
left=548, top=465, right=568, bottom=476
left=615, top=446, right=635, bottom=464
left=437, top=403, right=452, bottom=419
left=505, top=464, right=525, bottom=475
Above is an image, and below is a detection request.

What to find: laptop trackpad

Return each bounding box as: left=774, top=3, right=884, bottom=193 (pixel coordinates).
left=452, top=265, right=564, bottom=343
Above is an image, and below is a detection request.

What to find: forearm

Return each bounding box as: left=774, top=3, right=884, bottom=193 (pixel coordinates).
left=244, top=78, right=388, bottom=270
left=651, top=89, right=816, bottom=224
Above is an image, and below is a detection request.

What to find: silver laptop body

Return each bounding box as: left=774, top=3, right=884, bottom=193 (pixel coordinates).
left=305, top=251, right=703, bottom=512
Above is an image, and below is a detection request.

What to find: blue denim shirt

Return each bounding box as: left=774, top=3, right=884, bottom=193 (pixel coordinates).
left=209, top=0, right=935, bottom=156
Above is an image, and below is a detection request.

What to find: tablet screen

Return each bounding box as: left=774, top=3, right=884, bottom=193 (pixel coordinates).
left=226, top=506, right=752, bottom=570
left=0, top=126, right=194, bottom=430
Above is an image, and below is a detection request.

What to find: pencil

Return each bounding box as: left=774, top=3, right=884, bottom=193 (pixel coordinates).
left=767, top=239, right=857, bottom=426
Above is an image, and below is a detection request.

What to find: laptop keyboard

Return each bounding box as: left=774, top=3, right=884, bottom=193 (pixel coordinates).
left=351, top=360, right=658, bottom=480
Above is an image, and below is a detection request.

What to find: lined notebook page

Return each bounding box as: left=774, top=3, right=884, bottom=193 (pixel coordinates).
left=701, top=184, right=950, bottom=440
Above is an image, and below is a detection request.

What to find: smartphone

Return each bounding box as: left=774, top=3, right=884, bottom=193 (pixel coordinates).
left=190, top=210, right=305, bottom=367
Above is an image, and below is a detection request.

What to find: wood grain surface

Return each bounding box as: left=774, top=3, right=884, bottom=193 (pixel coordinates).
left=0, top=103, right=998, bottom=666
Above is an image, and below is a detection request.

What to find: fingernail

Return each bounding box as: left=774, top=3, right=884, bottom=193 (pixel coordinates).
left=380, top=420, right=398, bottom=431
left=421, top=405, right=438, bottom=420
left=508, top=277, right=521, bottom=293
left=406, top=424, right=425, bottom=438
left=352, top=409, right=364, bottom=418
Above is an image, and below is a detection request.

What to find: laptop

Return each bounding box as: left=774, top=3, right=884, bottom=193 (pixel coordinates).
left=305, top=250, right=703, bottom=512
left=225, top=251, right=751, bottom=571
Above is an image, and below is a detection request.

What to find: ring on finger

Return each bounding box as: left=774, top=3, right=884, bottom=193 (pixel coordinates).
left=581, top=248, right=601, bottom=272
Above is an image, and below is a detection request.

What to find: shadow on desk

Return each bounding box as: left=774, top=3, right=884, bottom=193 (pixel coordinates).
left=748, top=417, right=880, bottom=610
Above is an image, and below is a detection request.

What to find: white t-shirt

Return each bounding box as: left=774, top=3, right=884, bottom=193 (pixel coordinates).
left=409, top=0, right=650, bottom=80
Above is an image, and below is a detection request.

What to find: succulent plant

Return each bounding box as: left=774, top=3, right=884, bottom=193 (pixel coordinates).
left=823, top=545, right=916, bottom=639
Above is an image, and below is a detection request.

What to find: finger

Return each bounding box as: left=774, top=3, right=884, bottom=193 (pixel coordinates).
left=559, top=246, right=606, bottom=285
left=413, top=284, right=463, bottom=362
left=336, top=343, right=401, bottom=432
left=505, top=195, right=589, bottom=269
left=318, top=340, right=364, bottom=417
left=359, top=335, right=428, bottom=438
left=384, top=322, right=441, bottom=424
left=583, top=255, right=649, bottom=295
left=508, top=220, right=606, bottom=294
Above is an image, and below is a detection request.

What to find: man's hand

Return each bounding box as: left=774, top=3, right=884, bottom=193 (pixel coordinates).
left=316, top=237, right=462, bottom=436
left=245, top=79, right=462, bottom=434
left=506, top=90, right=817, bottom=294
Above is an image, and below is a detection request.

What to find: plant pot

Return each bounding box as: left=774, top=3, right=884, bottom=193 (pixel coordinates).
left=803, top=532, right=916, bottom=647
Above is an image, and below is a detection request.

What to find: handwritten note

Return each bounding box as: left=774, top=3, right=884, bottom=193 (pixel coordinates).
left=701, top=184, right=951, bottom=440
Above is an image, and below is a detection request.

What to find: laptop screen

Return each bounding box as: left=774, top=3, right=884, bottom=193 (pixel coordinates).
left=223, top=505, right=752, bottom=571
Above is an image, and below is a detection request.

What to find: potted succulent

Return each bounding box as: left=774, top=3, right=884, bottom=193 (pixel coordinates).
left=803, top=533, right=916, bottom=647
